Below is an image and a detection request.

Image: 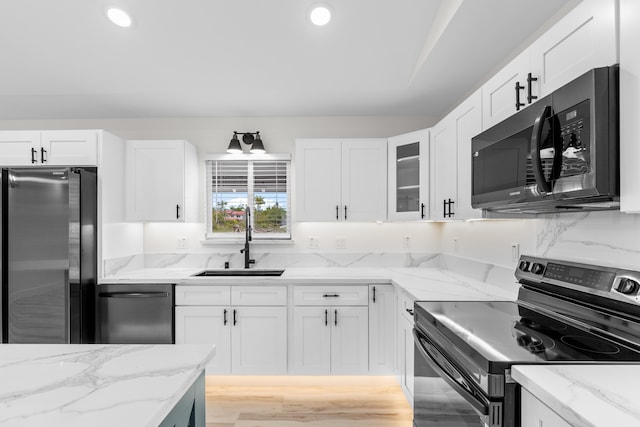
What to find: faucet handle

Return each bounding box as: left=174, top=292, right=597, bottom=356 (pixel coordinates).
left=248, top=259, right=256, bottom=265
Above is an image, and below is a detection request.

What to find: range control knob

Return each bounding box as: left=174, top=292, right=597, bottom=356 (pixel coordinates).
left=530, top=263, right=545, bottom=275
left=518, top=261, right=530, bottom=272
left=616, top=278, right=640, bottom=295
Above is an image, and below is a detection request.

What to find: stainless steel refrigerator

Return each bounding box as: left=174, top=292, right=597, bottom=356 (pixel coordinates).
left=1, top=167, right=97, bottom=343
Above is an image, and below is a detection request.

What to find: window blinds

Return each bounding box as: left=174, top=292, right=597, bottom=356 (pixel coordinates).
left=206, top=159, right=290, bottom=239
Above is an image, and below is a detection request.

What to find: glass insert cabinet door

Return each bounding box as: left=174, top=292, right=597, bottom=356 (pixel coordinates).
left=387, top=130, right=429, bottom=221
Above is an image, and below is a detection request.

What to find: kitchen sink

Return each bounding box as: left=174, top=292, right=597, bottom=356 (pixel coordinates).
left=192, top=269, right=285, bottom=277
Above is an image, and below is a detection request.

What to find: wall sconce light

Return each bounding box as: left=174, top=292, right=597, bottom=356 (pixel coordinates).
left=227, top=131, right=266, bottom=154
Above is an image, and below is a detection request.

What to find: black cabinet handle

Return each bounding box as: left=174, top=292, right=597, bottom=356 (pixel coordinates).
left=334, top=309, right=338, bottom=326
left=233, top=309, right=237, bottom=326
left=421, top=203, right=426, bottom=219
left=41, top=147, right=47, bottom=163
left=443, top=199, right=455, bottom=218
left=344, top=205, right=347, bottom=220
left=176, top=204, right=181, bottom=219
left=31, top=147, right=37, bottom=164
left=515, top=81, right=525, bottom=110
left=372, top=286, right=376, bottom=303
left=223, top=309, right=228, bottom=325
left=527, top=73, right=538, bottom=104
left=336, top=205, right=339, bottom=220
left=323, top=294, right=340, bottom=298
left=325, top=309, right=328, bottom=326
left=406, top=308, right=414, bottom=316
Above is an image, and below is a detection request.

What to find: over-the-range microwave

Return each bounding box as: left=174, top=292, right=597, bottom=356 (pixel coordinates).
left=471, top=65, right=619, bottom=214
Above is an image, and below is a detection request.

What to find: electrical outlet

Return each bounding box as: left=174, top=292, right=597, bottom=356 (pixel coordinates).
left=403, top=236, right=411, bottom=249
left=336, top=237, right=346, bottom=249
left=309, top=236, right=319, bottom=249
left=176, top=237, right=188, bottom=249
left=453, top=238, right=459, bottom=253
left=511, top=243, right=520, bottom=262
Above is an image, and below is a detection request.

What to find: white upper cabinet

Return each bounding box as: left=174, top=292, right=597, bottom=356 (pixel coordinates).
left=431, top=90, right=483, bottom=221
left=387, top=129, right=430, bottom=221
left=621, top=0, right=640, bottom=212
left=454, top=91, right=484, bottom=219
left=430, top=117, right=456, bottom=221
left=482, top=51, right=532, bottom=129
left=125, top=140, right=198, bottom=222
left=0, top=130, right=98, bottom=166
left=529, top=0, right=618, bottom=97
left=295, top=138, right=387, bottom=222
left=482, top=0, right=618, bottom=130
left=295, top=139, right=342, bottom=221
left=41, top=130, right=98, bottom=165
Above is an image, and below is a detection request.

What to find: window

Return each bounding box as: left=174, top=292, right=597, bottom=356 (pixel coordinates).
left=205, top=154, right=291, bottom=240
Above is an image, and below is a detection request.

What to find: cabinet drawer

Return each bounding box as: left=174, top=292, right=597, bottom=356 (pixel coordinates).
left=294, top=285, right=369, bottom=306
left=231, top=286, right=287, bottom=306
left=176, top=286, right=230, bottom=306
left=400, top=290, right=415, bottom=323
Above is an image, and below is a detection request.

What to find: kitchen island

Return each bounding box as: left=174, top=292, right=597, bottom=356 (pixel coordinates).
left=0, top=344, right=214, bottom=427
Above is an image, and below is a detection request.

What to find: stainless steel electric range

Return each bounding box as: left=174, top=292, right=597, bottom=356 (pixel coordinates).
left=413, top=255, right=640, bottom=427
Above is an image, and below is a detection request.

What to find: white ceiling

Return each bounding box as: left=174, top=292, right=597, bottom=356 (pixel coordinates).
left=0, top=0, right=575, bottom=121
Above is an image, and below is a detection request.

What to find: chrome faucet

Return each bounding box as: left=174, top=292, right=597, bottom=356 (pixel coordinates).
left=240, top=206, right=255, bottom=269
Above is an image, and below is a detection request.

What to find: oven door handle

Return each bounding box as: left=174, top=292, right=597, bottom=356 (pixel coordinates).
left=413, top=328, right=491, bottom=416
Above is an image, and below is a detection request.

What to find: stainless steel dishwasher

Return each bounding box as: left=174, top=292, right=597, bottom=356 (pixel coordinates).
left=98, top=284, right=175, bottom=344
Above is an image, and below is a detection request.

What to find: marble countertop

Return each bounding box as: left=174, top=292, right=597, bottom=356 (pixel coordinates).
left=100, top=266, right=520, bottom=302
left=0, top=344, right=215, bottom=427
left=512, top=364, right=640, bottom=427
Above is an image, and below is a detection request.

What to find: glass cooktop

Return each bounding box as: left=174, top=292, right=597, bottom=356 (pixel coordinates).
left=414, top=300, right=640, bottom=373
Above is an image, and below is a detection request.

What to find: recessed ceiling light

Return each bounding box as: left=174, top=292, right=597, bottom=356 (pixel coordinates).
left=309, top=4, right=331, bottom=26
left=107, top=8, right=133, bottom=28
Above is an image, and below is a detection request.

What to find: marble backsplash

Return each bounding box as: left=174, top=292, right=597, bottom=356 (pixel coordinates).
left=104, top=251, right=441, bottom=276
left=103, top=250, right=516, bottom=288
left=536, top=210, right=640, bottom=269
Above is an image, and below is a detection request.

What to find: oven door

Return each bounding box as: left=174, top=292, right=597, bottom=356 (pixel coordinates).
left=413, top=328, right=501, bottom=427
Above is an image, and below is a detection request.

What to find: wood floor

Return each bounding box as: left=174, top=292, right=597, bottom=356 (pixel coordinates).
left=205, top=376, right=413, bottom=427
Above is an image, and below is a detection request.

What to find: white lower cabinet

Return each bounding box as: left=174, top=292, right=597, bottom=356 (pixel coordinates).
left=175, top=285, right=287, bottom=375
left=369, top=284, right=395, bottom=374
left=231, top=306, right=288, bottom=374
left=293, top=306, right=368, bottom=374
left=292, top=285, right=369, bottom=374
left=176, top=283, right=398, bottom=377
left=521, top=388, right=572, bottom=427
left=175, top=305, right=232, bottom=373
left=397, top=289, right=415, bottom=405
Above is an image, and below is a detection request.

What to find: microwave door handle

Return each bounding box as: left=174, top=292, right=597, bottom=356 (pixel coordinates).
left=550, top=114, right=564, bottom=182
left=531, top=105, right=554, bottom=193
left=412, top=329, right=490, bottom=416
